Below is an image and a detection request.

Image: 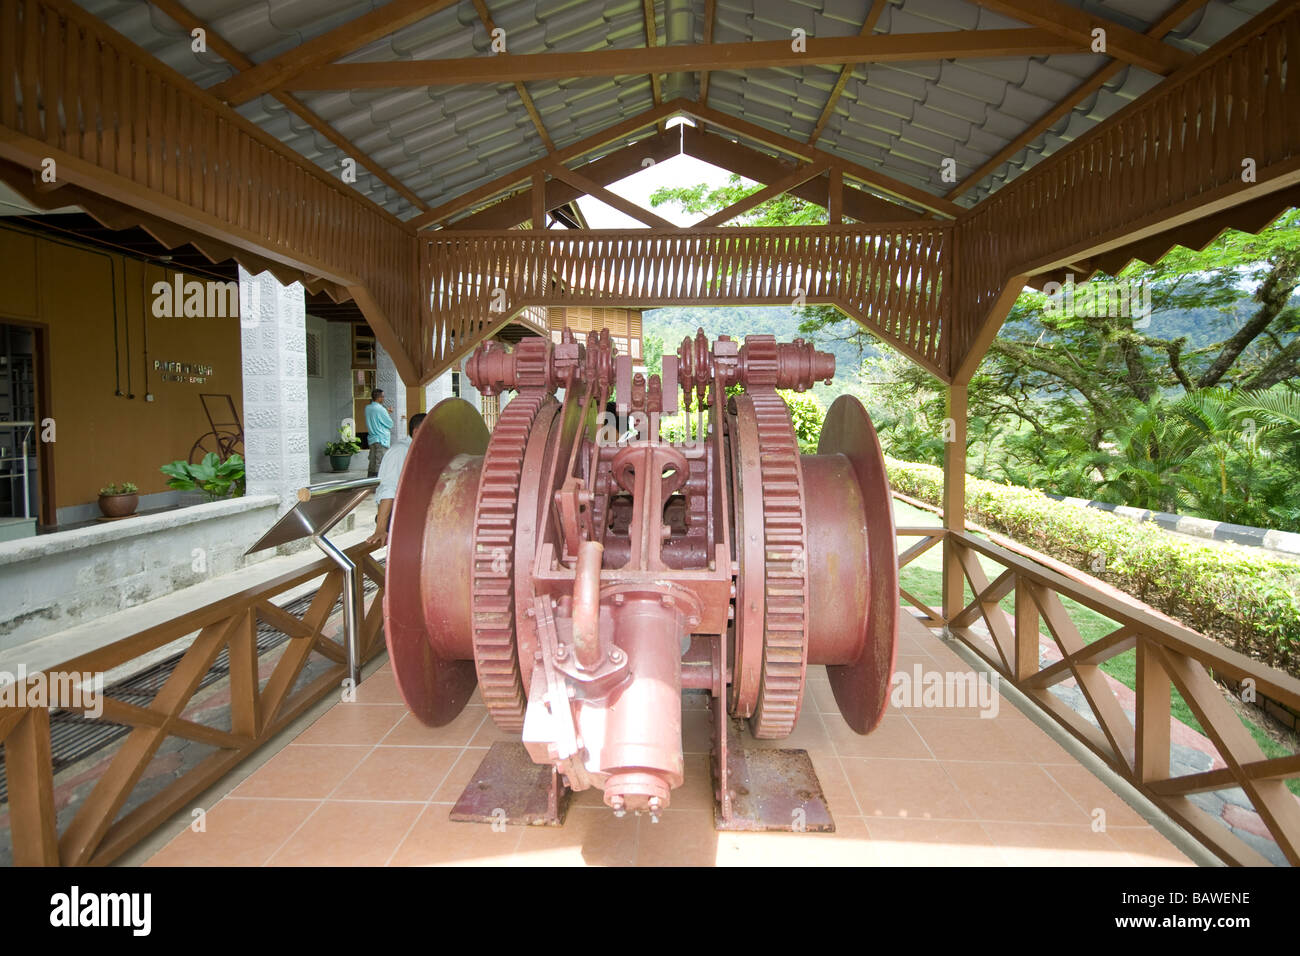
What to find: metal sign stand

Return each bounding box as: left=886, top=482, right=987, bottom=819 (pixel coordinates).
left=245, top=476, right=379, bottom=689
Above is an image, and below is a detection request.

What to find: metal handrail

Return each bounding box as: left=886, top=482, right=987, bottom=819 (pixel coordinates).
left=0, top=420, right=36, bottom=520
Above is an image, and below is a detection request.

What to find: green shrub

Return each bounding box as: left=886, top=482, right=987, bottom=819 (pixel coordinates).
left=886, top=457, right=1300, bottom=677
left=161, top=453, right=246, bottom=502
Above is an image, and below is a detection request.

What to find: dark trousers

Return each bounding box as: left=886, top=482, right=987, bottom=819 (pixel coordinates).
left=368, top=443, right=387, bottom=476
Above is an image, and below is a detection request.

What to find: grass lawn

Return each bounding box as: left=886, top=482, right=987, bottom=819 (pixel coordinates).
left=891, top=500, right=1298, bottom=796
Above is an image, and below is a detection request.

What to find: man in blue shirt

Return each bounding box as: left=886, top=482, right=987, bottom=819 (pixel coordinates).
left=364, top=388, right=394, bottom=477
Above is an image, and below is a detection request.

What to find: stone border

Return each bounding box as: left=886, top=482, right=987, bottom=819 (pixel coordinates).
left=0, top=494, right=279, bottom=569
left=1049, top=494, right=1300, bottom=559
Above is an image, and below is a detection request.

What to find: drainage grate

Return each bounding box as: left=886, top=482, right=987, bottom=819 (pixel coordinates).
left=0, top=575, right=380, bottom=806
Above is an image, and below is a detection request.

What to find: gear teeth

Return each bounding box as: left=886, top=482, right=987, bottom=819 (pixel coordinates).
left=470, top=391, right=548, bottom=733
left=749, top=388, right=810, bottom=739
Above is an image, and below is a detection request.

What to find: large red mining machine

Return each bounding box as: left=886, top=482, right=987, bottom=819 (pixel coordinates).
left=384, top=329, right=897, bottom=830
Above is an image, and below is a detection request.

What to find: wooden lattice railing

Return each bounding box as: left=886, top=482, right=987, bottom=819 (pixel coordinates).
left=421, top=224, right=950, bottom=379
left=897, top=519, right=1300, bottom=867
left=0, top=0, right=421, bottom=373
left=0, top=542, right=385, bottom=866
left=954, top=1, right=1300, bottom=366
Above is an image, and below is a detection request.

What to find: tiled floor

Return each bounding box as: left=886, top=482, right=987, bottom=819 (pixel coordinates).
left=145, top=613, right=1193, bottom=866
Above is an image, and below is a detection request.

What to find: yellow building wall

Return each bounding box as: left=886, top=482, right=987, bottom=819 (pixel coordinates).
left=0, top=226, right=244, bottom=511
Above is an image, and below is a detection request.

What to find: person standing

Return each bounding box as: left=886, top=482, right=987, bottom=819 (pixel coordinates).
left=364, top=388, right=394, bottom=477
left=367, top=412, right=426, bottom=547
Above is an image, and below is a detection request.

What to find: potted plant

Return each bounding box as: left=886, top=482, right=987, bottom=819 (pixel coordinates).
left=160, top=453, right=247, bottom=501
left=98, top=482, right=139, bottom=518
left=325, top=423, right=362, bottom=472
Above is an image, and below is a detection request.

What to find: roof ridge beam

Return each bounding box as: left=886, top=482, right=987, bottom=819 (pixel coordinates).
left=967, top=0, right=1193, bottom=75
left=210, top=0, right=462, bottom=106
left=283, top=30, right=1087, bottom=90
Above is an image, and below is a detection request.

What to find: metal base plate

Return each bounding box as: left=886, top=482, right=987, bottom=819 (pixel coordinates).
left=711, top=700, right=834, bottom=832
left=449, top=741, right=570, bottom=827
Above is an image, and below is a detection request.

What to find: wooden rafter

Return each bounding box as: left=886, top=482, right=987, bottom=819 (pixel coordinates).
left=698, top=0, right=716, bottom=105
left=694, top=157, right=830, bottom=227
left=283, top=30, right=1086, bottom=90
left=642, top=0, right=665, bottom=132
left=148, top=0, right=430, bottom=213
left=209, top=0, right=460, bottom=106
left=968, top=0, right=1193, bottom=75
left=682, top=101, right=964, bottom=218
left=449, top=130, right=681, bottom=230
left=470, top=0, right=554, bottom=151
left=543, top=159, right=677, bottom=229
left=808, top=0, right=888, bottom=145
left=949, top=0, right=1213, bottom=199
left=681, top=127, right=919, bottom=223
left=408, top=98, right=683, bottom=228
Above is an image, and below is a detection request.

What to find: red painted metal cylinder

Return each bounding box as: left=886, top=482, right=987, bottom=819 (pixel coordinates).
left=419, top=454, right=482, bottom=661
left=802, top=453, right=870, bottom=666
left=601, top=594, right=685, bottom=811
left=572, top=540, right=603, bottom=671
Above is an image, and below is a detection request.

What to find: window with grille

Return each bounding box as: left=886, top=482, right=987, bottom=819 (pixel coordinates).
left=306, top=330, right=323, bottom=378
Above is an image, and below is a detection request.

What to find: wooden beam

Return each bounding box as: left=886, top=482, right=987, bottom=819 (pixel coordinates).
left=450, top=131, right=680, bottom=229
left=210, top=0, right=461, bottom=106
left=695, top=157, right=830, bottom=227
left=942, top=385, right=968, bottom=624
left=954, top=273, right=1029, bottom=384
left=699, top=0, right=716, bottom=105
left=285, top=30, right=1086, bottom=90
left=642, top=0, right=664, bottom=131
left=949, top=0, right=1213, bottom=199
left=543, top=160, right=677, bottom=229
left=409, top=98, right=684, bottom=228
left=827, top=166, right=843, bottom=223
left=148, top=0, right=430, bottom=213
left=531, top=170, right=545, bottom=229
left=808, top=0, right=888, bottom=145
left=470, top=0, right=554, bottom=151
left=682, top=101, right=965, bottom=219
left=967, top=0, right=1193, bottom=75
left=682, top=127, right=920, bottom=222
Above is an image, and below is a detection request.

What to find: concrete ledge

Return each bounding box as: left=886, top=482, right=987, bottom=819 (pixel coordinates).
left=1053, top=495, right=1300, bottom=558
left=0, top=495, right=285, bottom=651
left=0, top=494, right=279, bottom=568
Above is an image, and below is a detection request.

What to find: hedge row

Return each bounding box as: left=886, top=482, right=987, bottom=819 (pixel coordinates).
left=885, top=457, right=1300, bottom=678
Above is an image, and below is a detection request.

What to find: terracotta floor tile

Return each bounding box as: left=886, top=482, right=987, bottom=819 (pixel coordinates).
left=909, top=716, right=1039, bottom=762
left=468, top=713, right=519, bottom=747
left=333, top=747, right=461, bottom=802
left=232, top=745, right=370, bottom=799
left=842, top=757, right=974, bottom=820
left=513, top=806, right=640, bottom=866
left=682, top=706, right=713, bottom=754
left=865, top=818, right=1006, bottom=866
left=808, top=750, right=860, bottom=817
left=807, top=678, right=839, bottom=715
left=943, top=762, right=1091, bottom=824
left=996, top=714, right=1077, bottom=764
left=980, top=821, right=1129, bottom=865
left=824, top=713, right=931, bottom=759
left=295, top=703, right=407, bottom=746
left=268, top=801, right=424, bottom=866
left=382, top=707, right=486, bottom=747
left=145, top=798, right=320, bottom=867
left=636, top=810, right=721, bottom=866
left=431, top=749, right=490, bottom=803
left=1044, top=764, right=1150, bottom=827
left=354, top=670, right=406, bottom=704
left=716, top=817, right=876, bottom=866
left=887, top=666, right=1002, bottom=720
left=388, top=805, right=523, bottom=865
left=1104, top=826, right=1194, bottom=866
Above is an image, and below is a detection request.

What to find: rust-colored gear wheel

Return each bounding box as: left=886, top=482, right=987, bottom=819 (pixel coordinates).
left=730, top=386, right=810, bottom=739
left=470, top=390, right=551, bottom=731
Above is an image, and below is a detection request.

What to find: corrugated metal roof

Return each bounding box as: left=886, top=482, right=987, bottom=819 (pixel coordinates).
left=70, top=0, right=1278, bottom=221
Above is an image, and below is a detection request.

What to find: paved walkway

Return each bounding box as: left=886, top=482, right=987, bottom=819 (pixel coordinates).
left=144, top=613, right=1192, bottom=867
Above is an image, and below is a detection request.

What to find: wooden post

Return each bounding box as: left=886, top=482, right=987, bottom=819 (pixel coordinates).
left=827, top=166, right=842, bottom=224
left=6, top=708, right=60, bottom=865
left=531, top=170, right=546, bottom=230
left=405, top=385, right=424, bottom=415
left=941, top=382, right=967, bottom=626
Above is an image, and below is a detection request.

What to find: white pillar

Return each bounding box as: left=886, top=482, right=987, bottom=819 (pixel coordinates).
left=375, top=341, right=408, bottom=439
left=239, top=266, right=310, bottom=514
